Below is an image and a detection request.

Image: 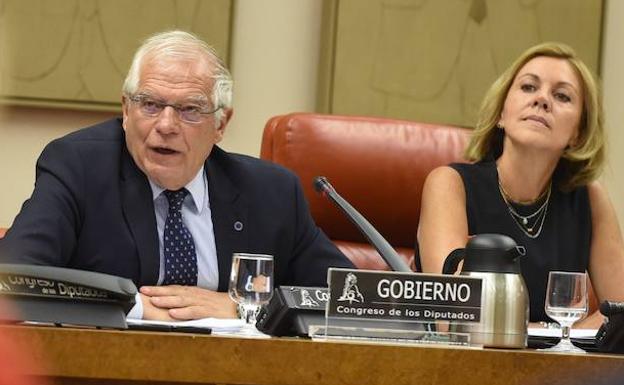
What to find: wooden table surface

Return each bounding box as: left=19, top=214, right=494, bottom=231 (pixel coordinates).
left=5, top=325, right=624, bottom=385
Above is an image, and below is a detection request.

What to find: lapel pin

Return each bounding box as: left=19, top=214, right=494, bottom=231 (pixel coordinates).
left=233, top=221, right=243, bottom=231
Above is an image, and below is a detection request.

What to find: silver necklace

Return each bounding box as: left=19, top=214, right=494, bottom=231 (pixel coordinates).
left=498, top=180, right=551, bottom=239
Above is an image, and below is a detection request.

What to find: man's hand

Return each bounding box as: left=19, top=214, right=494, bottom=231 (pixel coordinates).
left=140, top=285, right=237, bottom=320
left=139, top=293, right=176, bottom=321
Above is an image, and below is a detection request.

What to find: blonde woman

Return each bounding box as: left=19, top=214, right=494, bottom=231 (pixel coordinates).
left=418, top=42, right=624, bottom=327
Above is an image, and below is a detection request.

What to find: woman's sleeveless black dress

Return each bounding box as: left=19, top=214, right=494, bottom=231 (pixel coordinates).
left=449, top=161, right=591, bottom=322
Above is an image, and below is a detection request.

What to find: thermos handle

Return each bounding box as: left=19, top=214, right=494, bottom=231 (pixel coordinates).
left=505, top=245, right=526, bottom=260
left=442, top=248, right=465, bottom=275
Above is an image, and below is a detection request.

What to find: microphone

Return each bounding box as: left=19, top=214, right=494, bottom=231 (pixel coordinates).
left=313, top=176, right=411, bottom=272
left=600, top=301, right=624, bottom=317
left=596, top=301, right=624, bottom=353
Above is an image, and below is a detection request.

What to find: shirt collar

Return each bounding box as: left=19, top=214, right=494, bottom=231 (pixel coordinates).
left=148, top=166, right=206, bottom=214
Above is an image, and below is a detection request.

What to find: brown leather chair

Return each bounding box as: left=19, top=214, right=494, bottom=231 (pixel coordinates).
left=261, top=113, right=471, bottom=271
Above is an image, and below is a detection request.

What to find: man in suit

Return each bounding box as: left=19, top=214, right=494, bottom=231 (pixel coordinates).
left=0, top=30, right=353, bottom=320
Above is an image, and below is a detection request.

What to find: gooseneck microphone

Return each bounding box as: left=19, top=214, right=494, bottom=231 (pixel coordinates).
left=313, top=176, right=411, bottom=272
left=600, top=301, right=624, bottom=317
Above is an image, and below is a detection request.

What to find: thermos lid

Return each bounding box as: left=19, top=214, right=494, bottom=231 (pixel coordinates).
left=464, top=233, right=524, bottom=274
left=466, top=233, right=517, bottom=251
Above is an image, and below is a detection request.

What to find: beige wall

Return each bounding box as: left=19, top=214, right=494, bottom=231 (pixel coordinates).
left=1, top=0, right=623, bottom=230
left=601, top=0, right=624, bottom=228
left=223, top=0, right=322, bottom=156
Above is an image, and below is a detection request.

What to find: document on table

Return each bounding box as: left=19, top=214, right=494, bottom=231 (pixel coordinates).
left=528, top=328, right=598, bottom=339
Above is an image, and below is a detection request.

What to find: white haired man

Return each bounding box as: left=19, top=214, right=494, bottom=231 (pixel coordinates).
left=0, top=31, right=353, bottom=320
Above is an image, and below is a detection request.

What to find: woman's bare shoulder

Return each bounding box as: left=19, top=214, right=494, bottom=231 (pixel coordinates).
left=423, top=165, right=465, bottom=194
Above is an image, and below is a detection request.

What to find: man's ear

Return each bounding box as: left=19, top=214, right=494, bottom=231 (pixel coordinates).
left=221, top=108, right=233, bottom=129
left=214, top=108, right=233, bottom=143
left=121, top=96, right=129, bottom=130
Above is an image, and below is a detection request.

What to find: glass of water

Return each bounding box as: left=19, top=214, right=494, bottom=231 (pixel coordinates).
left=228, top=253, right=274, bottom=334
left=540, top=271, right=588, bottom=353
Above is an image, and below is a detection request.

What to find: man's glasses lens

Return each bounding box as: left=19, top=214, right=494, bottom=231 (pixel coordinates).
left=141, top=99, right=162, bottom=115
left=130, top=95, right=219, bottom=123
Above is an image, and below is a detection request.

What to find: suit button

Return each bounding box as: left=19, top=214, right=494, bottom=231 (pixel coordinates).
left=234, top=221, right=243, bottom=231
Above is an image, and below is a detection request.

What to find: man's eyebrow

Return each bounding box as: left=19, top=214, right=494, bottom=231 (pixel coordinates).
left=185, top=95, right=210, bottom=104
left=134, top=91, right=159, bottom=100
left=134, top=92, right=209, bottom=104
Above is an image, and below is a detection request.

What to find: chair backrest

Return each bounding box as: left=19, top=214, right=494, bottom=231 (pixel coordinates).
left=261, top=113, right=471, bottom=270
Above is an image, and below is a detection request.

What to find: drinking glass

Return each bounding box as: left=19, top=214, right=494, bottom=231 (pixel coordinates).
left=540, top=271, right=588, bottom=353
left=228, top=253, right=274, bottom=335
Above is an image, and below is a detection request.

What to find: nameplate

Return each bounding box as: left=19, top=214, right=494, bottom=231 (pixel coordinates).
left=0, top=273, right=114, bottom=302
left=327, top=268, right=483, bottom=323
left=278, top=286, right=329, bottom=310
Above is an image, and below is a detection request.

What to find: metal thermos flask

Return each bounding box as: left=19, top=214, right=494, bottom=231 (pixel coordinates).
left=443, top=234, right=529, bottom=348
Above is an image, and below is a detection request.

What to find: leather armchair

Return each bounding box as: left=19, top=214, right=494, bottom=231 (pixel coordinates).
left=260, top=113, right=471, bottom=270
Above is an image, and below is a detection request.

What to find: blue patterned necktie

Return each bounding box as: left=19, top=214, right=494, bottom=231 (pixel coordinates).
left=162, top=189, right=198, bottom=286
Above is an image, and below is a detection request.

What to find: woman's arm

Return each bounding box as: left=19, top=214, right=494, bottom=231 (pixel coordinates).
left=573, top=182, right=624, bottom=329
left=417, top=166, right=470, bottom=273
left=587, top=181, right=624, bottom=306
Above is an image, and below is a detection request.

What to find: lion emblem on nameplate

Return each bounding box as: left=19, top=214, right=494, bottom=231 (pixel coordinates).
left=337, top=272, right=364, bottom=304
left=300, top=289, right=320, bottom=307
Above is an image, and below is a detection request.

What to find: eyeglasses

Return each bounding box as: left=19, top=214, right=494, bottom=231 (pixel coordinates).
left=127, top=94, right=222, bottom=123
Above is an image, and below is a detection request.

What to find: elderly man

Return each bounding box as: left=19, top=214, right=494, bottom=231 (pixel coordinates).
left=0, top=31, right=353, bottom=320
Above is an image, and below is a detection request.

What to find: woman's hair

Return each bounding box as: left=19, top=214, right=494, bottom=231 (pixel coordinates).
left=122, top=30, right=233, bottom=124
left=465, top=42, right=604, bottom=190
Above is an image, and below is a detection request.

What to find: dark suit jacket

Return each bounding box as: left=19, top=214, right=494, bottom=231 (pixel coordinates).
left=0, top=118, right=353, bottom=290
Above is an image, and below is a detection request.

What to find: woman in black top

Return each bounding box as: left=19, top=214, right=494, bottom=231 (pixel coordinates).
left=418, top=42, right=624, bottom=327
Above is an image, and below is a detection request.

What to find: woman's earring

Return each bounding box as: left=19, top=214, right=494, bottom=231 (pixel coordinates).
left=496, top=123, right=504, bottom=130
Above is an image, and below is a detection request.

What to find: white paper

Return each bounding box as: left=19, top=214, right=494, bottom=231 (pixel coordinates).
left=528, top=327, right=598, bottom=339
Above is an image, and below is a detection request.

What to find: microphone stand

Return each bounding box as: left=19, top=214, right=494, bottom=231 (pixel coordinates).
left=313, top=176, right=411, bottom=272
